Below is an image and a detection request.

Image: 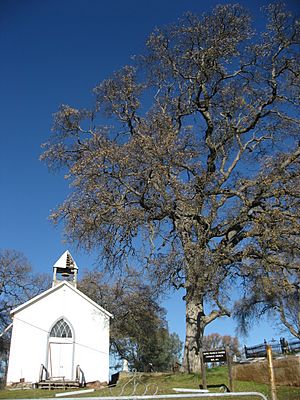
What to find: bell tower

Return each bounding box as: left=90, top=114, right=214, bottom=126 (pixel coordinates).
left=52, top=250, right=78, bottom=287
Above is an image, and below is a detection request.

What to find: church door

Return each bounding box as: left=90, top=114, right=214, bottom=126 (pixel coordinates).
left=48, top=319, right=74, bottom=380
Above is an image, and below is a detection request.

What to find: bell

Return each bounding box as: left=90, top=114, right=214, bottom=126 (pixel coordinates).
left=61, top=271, right=70, bottom=277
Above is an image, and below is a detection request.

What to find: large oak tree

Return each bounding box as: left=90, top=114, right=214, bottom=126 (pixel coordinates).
left=42, top=4, right=300, bottom=371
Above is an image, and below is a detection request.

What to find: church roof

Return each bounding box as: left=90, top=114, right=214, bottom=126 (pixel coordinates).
left=53, top=250, right=78, bottom=270
left=10, top=281, right=113, bottom=318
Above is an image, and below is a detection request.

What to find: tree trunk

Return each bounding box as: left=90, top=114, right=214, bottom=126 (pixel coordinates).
left=181, top=291, right=205, bottom=373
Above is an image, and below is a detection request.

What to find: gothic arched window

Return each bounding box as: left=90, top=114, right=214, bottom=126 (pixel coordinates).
left=50, top=319, right=72, bottom=338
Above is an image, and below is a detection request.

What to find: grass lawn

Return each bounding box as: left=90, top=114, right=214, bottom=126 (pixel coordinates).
left=0, top=367, right=299, bottom=399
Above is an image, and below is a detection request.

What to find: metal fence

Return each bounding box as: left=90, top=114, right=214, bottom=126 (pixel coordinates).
left=13, top=393, right=269, bottom=400
left=289, top=339, right=300, bottom=353
left=244, top=337, right=300, bottom=358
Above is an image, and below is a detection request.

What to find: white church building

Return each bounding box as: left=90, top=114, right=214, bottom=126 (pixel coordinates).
left=6, top=251, right=112, bottom=387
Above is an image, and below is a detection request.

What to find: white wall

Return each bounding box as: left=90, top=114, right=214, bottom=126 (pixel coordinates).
left=6, top=284, right=110, bottom=385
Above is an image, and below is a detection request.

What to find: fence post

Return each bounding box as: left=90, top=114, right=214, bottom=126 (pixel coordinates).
left=226, top=345, right=233, bottom=392
left=244, top=345, right=248, bottom=359
left=266, top=345, right=277, bottom=400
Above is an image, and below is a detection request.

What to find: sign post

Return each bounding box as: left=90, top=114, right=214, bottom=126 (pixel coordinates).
left=226, top=345, right=233, bottom=392
left=201, top=348, right=234, bottom=392
left=199, top=349, right=207, bottom=390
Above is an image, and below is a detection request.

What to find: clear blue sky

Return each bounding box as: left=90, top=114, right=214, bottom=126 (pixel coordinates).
left=1, top=0, right=299, bottom=349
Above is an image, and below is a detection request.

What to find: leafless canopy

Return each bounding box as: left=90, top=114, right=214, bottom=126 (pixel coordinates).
left=0, top=249, right=49, bottom=329
left=42, top=4, right=300, bottom=371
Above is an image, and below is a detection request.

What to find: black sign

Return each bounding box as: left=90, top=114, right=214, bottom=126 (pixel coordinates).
left=202, top=349, right=227, bottom=363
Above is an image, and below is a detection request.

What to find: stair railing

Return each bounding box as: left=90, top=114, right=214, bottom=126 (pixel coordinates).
left=76, top=365, right=86, bottom=387
left=39, top=364, right=49, bottom=382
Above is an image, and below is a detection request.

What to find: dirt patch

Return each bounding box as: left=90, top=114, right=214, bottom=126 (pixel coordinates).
left=86, top=380, right=108, bottom=389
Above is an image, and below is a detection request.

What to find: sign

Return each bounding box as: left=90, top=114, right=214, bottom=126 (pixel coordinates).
left=202, top=349, right=227, bottom=363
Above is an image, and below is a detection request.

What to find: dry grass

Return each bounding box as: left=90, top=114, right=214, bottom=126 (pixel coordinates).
left=0, top=367, right=299, bottom=399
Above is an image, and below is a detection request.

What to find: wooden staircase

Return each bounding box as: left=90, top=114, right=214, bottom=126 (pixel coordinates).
left=38, top=378, right=80, bottom=390
left=38, top=365, right=86, bottom=389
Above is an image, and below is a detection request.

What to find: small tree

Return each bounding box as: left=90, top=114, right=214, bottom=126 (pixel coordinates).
left=0, top=336, right=10, bottom=387
left=79, top=270, right=182, bottom=371
left=0, top=249, right=49, bottom=328
left=130, top=329, right=182, bottom=372
left=203, top=333, right=241, bottom=358
left=42, top=3, right=300, bottom=371
left=0, top=249, right=50, bottom=378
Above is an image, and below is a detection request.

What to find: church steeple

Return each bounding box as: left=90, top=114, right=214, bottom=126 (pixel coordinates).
left=52, top=250, right=78, bottom=288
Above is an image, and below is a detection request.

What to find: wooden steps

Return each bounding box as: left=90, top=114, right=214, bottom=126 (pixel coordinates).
left=38, top=379, right=81, bottom=390
left=38, top=365, right=86, bottom=389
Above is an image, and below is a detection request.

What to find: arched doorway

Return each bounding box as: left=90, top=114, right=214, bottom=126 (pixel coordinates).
left=47, top=318, right=75, bottom=380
